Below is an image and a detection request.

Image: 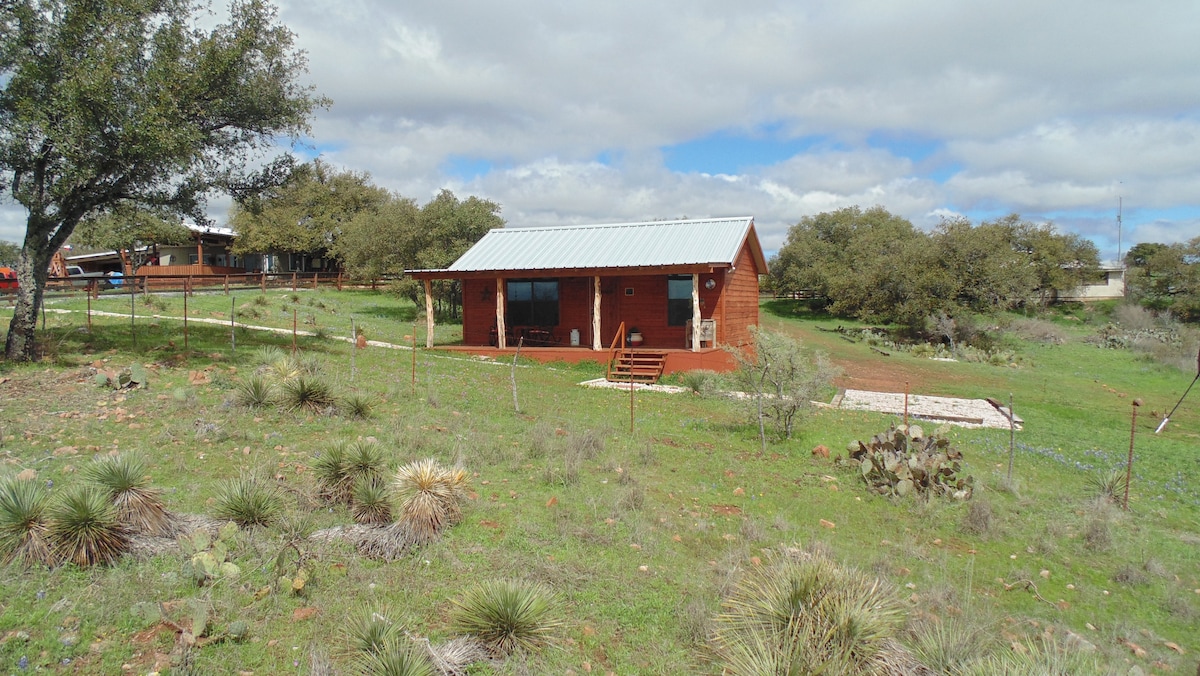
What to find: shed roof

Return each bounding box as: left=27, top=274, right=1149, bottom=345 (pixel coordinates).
left=413, top=217, right=765, bottom=277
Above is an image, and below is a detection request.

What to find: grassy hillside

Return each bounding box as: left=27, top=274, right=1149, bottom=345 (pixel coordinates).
left=0, top=290, right=1197, bottom=673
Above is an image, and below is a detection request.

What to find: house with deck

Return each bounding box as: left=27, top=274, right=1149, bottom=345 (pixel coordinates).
left=407, top=216, right=767, bottom=380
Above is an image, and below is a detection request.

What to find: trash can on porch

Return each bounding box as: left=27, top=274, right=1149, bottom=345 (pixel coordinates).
left=570, top=329, right=580, bottom=346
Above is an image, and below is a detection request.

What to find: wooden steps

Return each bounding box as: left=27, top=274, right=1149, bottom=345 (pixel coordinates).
left=607, top=349, right=667, bottom=384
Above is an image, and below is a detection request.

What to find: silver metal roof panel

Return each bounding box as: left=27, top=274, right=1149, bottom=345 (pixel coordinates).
left=448, top=217, right=755, bottom=272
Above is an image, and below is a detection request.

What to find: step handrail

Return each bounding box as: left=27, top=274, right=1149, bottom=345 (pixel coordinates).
left=605, top=321, right=626, bottom=381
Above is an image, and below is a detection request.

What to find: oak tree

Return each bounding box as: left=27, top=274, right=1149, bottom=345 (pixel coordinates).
left=0, top=0, right=326, bottom=360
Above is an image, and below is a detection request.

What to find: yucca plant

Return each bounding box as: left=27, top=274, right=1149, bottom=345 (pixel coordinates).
left=393, top=459, right=469, bottom=543
left=345, top=607, right=402, bottom=656
left=266, top=354, right=302, bottom=382
left=346, top=439, right=387, bottom=485
left=252, top=345, right=286, bottom=366
left=313, top=441, right=353, bottom=504
left=352, top=477, right=392, bottom=525
left=711, top=547, right=905, bottom=675
left=234, top=374, right=277, bottom=408
left=82, top=454, right=173, bottom=536
left=1088, top=468, right=1129, bottom=504
left=905, top=616, right=996, bottom=674
left=354, top=645, right=435, bottom=676
left=280, top=375, right=336, bottom=412
left=342, top=393, right=375, bottom=419
left=451, top=579, right=561, bottom=656
left=47, top=484, right=129, bottom=567
left=214, top=472, right=283, bottom=528
left=0, top=477, right=55, bottom=567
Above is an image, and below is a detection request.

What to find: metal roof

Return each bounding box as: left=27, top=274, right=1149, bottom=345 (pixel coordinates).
left=443, top=217, right=760, bottom=273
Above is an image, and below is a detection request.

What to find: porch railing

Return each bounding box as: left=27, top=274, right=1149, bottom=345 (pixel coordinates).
left=605, top=321, right=626, bottom=381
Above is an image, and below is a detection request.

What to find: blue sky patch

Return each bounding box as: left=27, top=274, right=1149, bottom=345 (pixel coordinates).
left=663, top=130, right=833, bottom=174
left=442, top=156, right=497, bottom=181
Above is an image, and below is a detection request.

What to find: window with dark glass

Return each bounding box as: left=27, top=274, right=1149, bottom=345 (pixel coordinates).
left=667, top=276, right=693, bottom=326
left=507, top=279, right=559, bottom=326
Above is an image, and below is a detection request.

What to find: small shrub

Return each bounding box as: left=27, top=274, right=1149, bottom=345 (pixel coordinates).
left=1088, top=468, right=1128, bottom=504
left=354, top=645, right=435, bottom=676
left=346, top=439, right=387, bottom=485
left=711, top=546, right=906, bottom=674
left=215, top=472, right=283, bottom=528
left=1009, top=317, right=1067, bottom=344
left=352, top=478, right=393, bottom=525
left=1083, top=517, right=1112, bottom=552
left=345, top=607, right=401, bottom=656
left=251, top=294, right=270, bottom=306
left=342, top=393, right=374, bottom=419
left=252, top=345, right=287, bottom=366
left=1114, top=303, right=1157, bottom=331
left=960, top=498, right=993, bottom=536
left=82, top=454, right=173, bottom=536
left=905, top=616, right=996, bottom=674
left=234, top=375, right=276, bottom=408
left=393, top=458, right=469, bottom=543
left=47, top=484, right=129, bottom=567
left=0, top=477, right=54, bottom=567
left=314, top=442, right=353, bottom=504
left=280, top=375, right=336, bottom=412
left=679, top=369, right=718, bottom=394
left=450, top=579, right=562, bottom=656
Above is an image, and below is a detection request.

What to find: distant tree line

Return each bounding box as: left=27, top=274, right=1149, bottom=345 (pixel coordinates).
left=769, top=206, right=1100, bottom=329
left=1124, top=240, right=1200, bottom=321
left=228, top=160, right=504, bottom=319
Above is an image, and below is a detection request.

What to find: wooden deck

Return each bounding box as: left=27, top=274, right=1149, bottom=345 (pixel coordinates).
left=430, top=345, right=736, bottom=375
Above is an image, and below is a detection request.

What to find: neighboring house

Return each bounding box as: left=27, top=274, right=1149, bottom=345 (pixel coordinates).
left=407, top=216, right=767, bottom=375
left=63, top=223, right=334, bottom=277
left=1061, top=262, right=1126, bottom=301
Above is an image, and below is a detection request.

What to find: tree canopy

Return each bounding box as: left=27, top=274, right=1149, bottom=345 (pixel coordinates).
left=770, top=207, right=1100, bottom=328
left=1125, top=238, right=1200, bottom=319
left=0, top=0, right=327, bottom=360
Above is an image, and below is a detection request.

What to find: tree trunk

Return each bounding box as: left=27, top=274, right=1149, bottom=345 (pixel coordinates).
left=4, top=234, right=54, bottom=362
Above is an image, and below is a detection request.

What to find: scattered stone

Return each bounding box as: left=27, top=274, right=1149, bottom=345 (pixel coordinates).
left=1163, top=641, right=1184, bottom=654
left=16, top=468, right=36, bottom=481
left=1040, top=569, right=1050, bottom=579
left=819, top=519, right=835, bottom=529
left=811, top=445, right=829, bottom=458
left=733, top=487, right=744, bottom=496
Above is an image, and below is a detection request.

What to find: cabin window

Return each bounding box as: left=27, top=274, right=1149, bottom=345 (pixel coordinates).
left=667, top=275, right=693, bottom=326
left=507, top=279, right=559, bottom=326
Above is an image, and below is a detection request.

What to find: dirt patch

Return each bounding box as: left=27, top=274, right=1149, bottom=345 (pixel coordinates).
left=711, top=504, right=742, bottom=516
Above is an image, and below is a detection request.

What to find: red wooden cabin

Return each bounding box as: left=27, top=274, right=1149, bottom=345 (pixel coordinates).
left=407, top=217, right=767, bottom=377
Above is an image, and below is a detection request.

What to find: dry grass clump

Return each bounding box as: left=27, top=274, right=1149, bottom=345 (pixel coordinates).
left=82, top=453, right=174, bottom=536
left=1009, top=317, right=1068, bottom=344
left=711, top=546, right=910, bottom=675
left=392, top=458, right=469, bottom=544
left=960, top=498, right=994, bottom=536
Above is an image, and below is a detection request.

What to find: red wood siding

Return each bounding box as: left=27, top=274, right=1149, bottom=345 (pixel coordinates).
left=462, top=278, right=494, bottom=346
left=720, top=244, right=760, bottom=349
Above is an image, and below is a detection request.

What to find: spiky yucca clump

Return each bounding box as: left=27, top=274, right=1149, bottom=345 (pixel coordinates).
left=1089, top=468, right=1129, bottom=504
left=450, top=579, right=562, bottom=656
left=215, top=473, right=283, bottom=527
left=252, top=345, right=286, bottom=366
left=354, top=646, right=435, bottom=676
left=47, top=485, right=129, bottom=567
left=392, top=459, right=469, bottom=543
left=265, top=353, right=302, bottom=382
left=314, top=441, right=353, bottom=504
left=82, top=454, right=172, bottom=536
left=905, top=616, right=996, bottom=674
left=712, top=547, right=906, bottom=676
left=346, top=607, right=402, bottom=656
left=346, top=439, right=387, bottom=484
left=342, top=393, right=374, bottom=419
left=234, top=374, right=277, bottom=408
left=352, top=478, right=392, bottom=525
left=280, top=375, right=336, bottom=412
left=0, top=477, right=54, bottom=567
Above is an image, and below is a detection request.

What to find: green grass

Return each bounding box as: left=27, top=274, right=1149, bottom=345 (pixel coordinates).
left=0, top=293, right=1198, bottom=673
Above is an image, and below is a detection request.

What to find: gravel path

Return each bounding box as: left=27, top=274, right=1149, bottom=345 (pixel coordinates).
left=835, top=389, right=1022, bottom=430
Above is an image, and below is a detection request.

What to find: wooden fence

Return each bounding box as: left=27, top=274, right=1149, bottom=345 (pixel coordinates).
left=1, top=271, right=353, bottom=299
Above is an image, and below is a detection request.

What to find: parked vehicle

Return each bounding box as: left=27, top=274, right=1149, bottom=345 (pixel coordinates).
left=65, top=265, right=113, bottom=289
left=0, top=266, right=16, bottom=290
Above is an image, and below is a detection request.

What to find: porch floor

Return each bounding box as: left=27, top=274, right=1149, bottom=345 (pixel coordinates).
left=430, top=345, right=736, bottom=375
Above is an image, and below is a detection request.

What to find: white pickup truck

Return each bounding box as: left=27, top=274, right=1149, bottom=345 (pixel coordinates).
left=65, top=265, right=114, bottom=289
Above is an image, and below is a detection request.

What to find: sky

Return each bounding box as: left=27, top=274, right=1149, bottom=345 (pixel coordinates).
left=4, top=0, right=1200, bottom=261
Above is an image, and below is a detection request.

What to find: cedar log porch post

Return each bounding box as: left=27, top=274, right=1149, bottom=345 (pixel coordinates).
left=691, top=273, right=701, bottom=352
left=423, top=279, right=435, bottom=348
left=495, top=277, right=507, bottom=349
left=592, top=276, right=602, bottom=350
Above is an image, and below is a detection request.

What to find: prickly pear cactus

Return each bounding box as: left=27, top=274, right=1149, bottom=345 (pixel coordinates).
left=179, top=522, right=241, bottom=585
left=850, top=424, right=973, bottom=499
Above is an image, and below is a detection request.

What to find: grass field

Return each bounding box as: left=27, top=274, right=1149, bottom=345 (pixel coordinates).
left=1, top=289, right=1198, bottom=674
